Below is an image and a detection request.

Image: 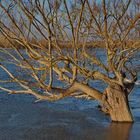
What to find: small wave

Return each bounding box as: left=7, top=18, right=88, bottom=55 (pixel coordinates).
left=135, top=81, right=140, bottom=86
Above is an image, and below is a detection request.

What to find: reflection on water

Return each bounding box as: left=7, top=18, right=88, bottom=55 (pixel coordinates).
left=0, top=93, right=140, bottom=140
left=0, top=48, right=139, bottom=139
left=107, top=123, right=132, bottom=140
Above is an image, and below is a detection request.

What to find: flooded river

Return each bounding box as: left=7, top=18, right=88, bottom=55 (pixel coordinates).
left=0, top=48, right=140, bottom=140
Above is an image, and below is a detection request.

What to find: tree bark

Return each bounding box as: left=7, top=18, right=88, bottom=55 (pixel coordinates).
left=101, top=84, right=133, bottom=122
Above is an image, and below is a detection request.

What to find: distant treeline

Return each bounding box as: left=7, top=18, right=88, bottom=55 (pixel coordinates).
left=0, top=35, right=139, bottom=49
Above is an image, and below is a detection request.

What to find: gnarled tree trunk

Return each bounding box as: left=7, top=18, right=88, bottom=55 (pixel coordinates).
left=101, top=84, right=133, bottom=122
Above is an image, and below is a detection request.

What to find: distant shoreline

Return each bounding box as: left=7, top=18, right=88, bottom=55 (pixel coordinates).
left=0, top=37, right=140, bottom=49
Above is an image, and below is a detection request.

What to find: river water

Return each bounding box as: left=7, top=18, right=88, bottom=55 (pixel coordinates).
left=0, top=48, right=140, bottom=140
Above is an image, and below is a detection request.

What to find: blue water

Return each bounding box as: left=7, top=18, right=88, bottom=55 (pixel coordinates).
left=0, top=48, right=140, bottom=140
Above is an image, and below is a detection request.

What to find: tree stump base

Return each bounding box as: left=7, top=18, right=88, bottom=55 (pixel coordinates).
left=101, top=84, right=133, bottom=122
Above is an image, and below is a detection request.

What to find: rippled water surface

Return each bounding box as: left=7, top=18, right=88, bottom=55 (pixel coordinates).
left=0, top=48, right=140, bottom=140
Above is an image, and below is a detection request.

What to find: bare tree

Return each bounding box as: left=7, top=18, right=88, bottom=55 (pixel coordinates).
left=0, top=0, right=140, bottom=122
